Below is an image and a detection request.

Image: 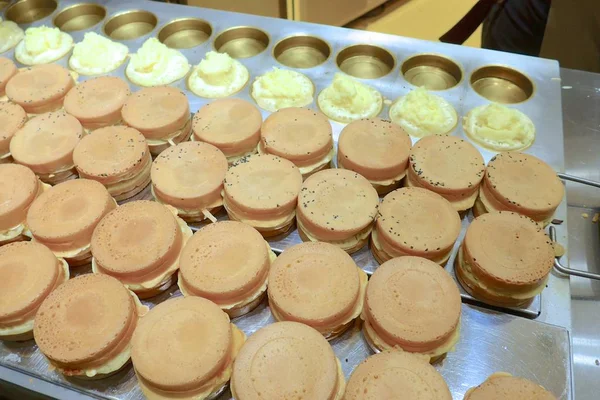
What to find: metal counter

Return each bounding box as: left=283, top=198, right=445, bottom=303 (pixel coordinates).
left=561, top=68, right=600, bottom=400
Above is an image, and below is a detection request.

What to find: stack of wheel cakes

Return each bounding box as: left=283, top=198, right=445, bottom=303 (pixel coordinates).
left=0, top=24, right=563, bottom=399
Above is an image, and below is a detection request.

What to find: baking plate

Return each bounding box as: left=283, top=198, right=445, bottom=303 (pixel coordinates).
left=0, top=0, right=572, bottom=398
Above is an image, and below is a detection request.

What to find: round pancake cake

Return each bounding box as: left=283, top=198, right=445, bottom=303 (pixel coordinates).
left=0, top=101, right=27, bottom=162
left=192, top=98, right=262, bottom=164
left=132, top=296, right=245, bottom=399
left=407, top=135, right=485, bottom=212
left=151, top=141, right=228, bottom=222
left=0, top=57, right=18, bottom=97
left=73, top=126, right=151, bottom=201
left=345, top=351, right=452, bottom=400
left=455, top=211, right=554, bottom=307
left=64, top=76, right=130, bottom=130
left=259, top=107, right=333, bottom=177
left=296, top=168, right=379, bottom=254
left=178, top=221, right=275, bottom=317
left=10, top=110, right=83, bottom=184
left=362, top=256, right=461, bottom=361
left=475, top=152, right=564, bottom=226
left=0, top=164, right=45, bottom=246
left=121, top=86, right=191, bottom=155
left=372, top=187, right=461, bottom=265
left=338, top=118, right=412, bottom=194
left=34, top=274, right=147, bottom=378
left=231, top=321, right=345, bottom=400
left=464, top=373, right=556, bottom=400
left=26, top=179, right=116, bottom=266
left=223, top=154, right=303, bottom=237
left=91, top=200, right=192, bottom=299
left=268, top=242, right=367, bottom=339
left=6, top=64, right=74, bottom=114
left=0, top=242, right=69, bottom=341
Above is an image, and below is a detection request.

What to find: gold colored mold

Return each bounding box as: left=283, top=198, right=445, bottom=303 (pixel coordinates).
left=214, top=26, right=269, bottom=59
left=53, top=3, right=106, bottom=32
left=336, top=44, right=394, bottom=79
left=470, top=65, right=534, bottom=103
left=103, top=10, right=158, bottom=41
left=5, top=0, right=57, bottom=24
left=273, top=35, right=330, bottom=69
left=401, top=54, right=462, bottom=90
left=158, top=18, right=212, bottom=49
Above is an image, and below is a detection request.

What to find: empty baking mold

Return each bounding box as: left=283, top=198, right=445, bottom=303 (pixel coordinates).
left=273, top=35, right=330, bottom=69
left=336, top=44, right=395, bottom=79
left=5, top=0, right=57, bottom=24
left=103, top=10, right=158, bottom=41
left=158, top=18, right=212, bottom=49
left=470, top=65, right=534, bottom=103
left=53, top=3, right=106, bottom=32
left=401, top=54, right=462, bottom=90
left=214, top=27, right=269, bottom=59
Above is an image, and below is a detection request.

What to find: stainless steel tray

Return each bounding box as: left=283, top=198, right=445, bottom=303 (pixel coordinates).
left=0, top=279, right=572, bottom=400
left=0, top=0, right=572, bottom=398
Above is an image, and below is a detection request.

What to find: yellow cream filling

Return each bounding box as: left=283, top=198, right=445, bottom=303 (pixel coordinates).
left=389, top=87, right=457, bottom=137
left=0, top=223, right=25, bottom=243
left=463, top=103, right=535, bottom=151
left=16, top=26, right=73, bottom=65
left=69, top=32, right=128, bottom=75
left=189, top=51, right=249, bottom=98
left=252, top=68, right=314, bottom=112
left=332, top=358, right=346, bottom=400
left=126, top=38, right=190, bottom=87
left=0, top=259, right=69, bottom=337
left=0, top=18, right=24, bottom=53
left=457, top=248, right=548, bottom=300
left=317, top=73, right=383, bottom=123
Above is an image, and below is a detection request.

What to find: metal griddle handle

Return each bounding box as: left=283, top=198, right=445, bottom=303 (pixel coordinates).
left=557, top=173, right=600, bottom=188
left=551, top=172, right=600, bottom=280
left=549, top=226, right=600, bottom=281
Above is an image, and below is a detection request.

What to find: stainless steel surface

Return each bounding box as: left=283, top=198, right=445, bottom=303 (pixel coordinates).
left=0, top=283, right=573, bottom=400
left=0, top=0, right=574, bottom=399
left=561, top=68, right=600, bottom=400
left=550, top=226, right=600, bottom=281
